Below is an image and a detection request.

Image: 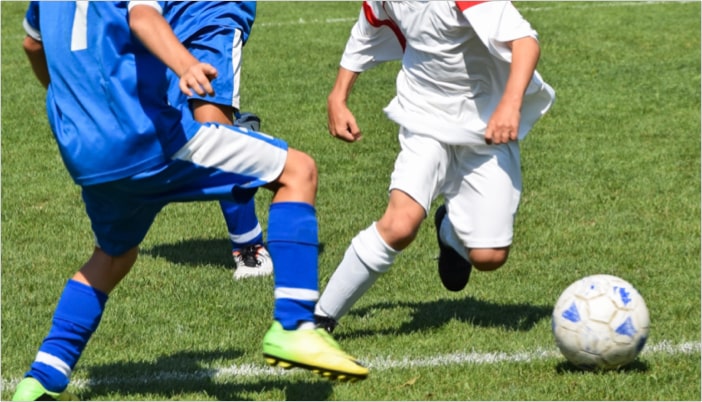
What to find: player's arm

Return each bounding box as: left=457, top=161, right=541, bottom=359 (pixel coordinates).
left=22, top=2, right=49, bottom=89
left=327, top=67, right=362, bottom=143
left=460, top=1, right=541, bottom=144
left=485, top=36, right=540, bottom=145
left=127, top=3, right=217, bottom=96
left=23, top=35, right=49, bottom=89
left=327, top=2, right=401, bottom=143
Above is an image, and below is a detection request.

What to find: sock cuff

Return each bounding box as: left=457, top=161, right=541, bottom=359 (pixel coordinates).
left=268, top=202, right=318, bottom=244
left=54, top=280, right=108, bottom=329
left=351, top=222, right=398, bottom=273
left=269, top=201, right=315, bottom=215
left=66, top=279, right=108, bottom=305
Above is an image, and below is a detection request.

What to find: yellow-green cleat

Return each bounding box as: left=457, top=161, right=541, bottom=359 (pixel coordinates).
left=12, top=377, right=77, bottom=401
left=315, top=328, right=341, bottom=350
left=262, top=321, right=369, bottom=382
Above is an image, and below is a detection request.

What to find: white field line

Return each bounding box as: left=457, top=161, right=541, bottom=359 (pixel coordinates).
left=1, top=340, right=699, bottom=391
left=253, top=1, right=690, bottom=28
left=6, top=1, right=680, bottom=41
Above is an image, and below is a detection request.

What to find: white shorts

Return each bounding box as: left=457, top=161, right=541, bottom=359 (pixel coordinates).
left=389, top=127, right=522, bottom=249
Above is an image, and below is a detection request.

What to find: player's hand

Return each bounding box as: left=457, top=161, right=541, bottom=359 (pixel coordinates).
left=484, top=100, right=521, bottom=145
left=179, top=62, right=218, bottom=97
left=327, top=100, right=362, bottom=143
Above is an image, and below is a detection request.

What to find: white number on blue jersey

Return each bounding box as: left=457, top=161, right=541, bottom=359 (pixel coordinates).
left=71, top=1, right=88, bottom=51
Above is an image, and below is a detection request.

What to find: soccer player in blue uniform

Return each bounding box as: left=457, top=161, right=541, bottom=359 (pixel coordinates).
left=13, top=2, right=368, bottom=400
left=164, top=1, right=273, bottom=280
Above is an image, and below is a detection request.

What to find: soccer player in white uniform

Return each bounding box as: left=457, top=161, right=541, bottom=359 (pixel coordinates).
left=13, top=2, right=367, bottom=399
left=164, top=2, right=273, bottom=280
left=314, top=1, right=556, bottom=332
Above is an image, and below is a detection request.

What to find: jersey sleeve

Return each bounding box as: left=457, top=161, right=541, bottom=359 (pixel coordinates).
left=23, top=1, right=41, bottom=41
left=339, top=2, right=404, bottom=73
left=127, top=1, right=164, bottom=14
left=458, top=1, right=538, bottom=63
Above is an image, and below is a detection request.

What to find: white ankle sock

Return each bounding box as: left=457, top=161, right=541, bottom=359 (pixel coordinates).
left=297, top=321, right=316, bottom=330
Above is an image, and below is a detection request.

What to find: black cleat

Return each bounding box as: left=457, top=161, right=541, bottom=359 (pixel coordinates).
left=314, top=314, right=339, bottom=334
left=434, top=204, right=472, bottom=291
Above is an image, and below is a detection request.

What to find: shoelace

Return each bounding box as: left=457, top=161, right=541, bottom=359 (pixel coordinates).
left=238, top=245, right=262, bottom=267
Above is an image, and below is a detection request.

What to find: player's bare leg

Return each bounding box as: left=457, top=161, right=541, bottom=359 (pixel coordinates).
left=315, top=190, right=423, bottom=331
left=261, top=148, right=368, bottom=381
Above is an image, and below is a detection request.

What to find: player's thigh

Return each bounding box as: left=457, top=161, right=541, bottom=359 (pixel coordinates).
left=389, top=128, right=449, bottom=216
left=172, top=123, right=288, bottom=190
left=82, top=124, right=288, bottom=256
left=446, top=141, right=522, bottom=249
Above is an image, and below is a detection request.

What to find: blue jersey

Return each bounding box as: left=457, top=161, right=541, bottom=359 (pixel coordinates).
left=164, top=2, right=256, bottom=44
left=163, top=1, right=256, bottom=110
left=24, top=1, right=198, bottom=186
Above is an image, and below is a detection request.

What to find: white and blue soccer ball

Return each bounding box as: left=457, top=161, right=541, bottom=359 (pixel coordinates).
left=552, top=274, right=650, bottom=370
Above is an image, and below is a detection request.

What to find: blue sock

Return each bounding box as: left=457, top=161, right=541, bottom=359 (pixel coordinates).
left=27, top=279, right=107, bottom=392
left=221, top=199, right=263, bottom=250
left=267, top=202, right=318, bottom=330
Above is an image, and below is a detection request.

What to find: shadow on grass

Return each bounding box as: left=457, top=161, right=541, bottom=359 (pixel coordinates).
left=141, top=238, right=327, bottom=269
left=141, top=238, right=233, bottom=268
left=339, top=296, right=553, bottom=338
left=81, top=348, right=334, bottom=400
left=555, top=359, right=650, bottom=374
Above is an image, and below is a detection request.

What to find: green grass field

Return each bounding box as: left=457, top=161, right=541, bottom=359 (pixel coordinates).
left=2, top=1, right=700, bottom=400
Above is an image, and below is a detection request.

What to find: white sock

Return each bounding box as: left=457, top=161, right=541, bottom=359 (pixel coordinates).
left=439, top=214, right=470, bottom=261
left=297, top=321, right=316, bottom=330
left=315, top=222, right=398, bottom=320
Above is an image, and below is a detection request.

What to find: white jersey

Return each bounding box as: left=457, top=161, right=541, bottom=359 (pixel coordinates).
left=340, top=1, right=556, bottom=146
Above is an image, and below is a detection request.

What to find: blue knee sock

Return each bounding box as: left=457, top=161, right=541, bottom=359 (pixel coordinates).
left=267, top=202, right=318, bottom=330
left=221, top=199, right=263, bottom=250
left=27, top=279, right=107, bottom=392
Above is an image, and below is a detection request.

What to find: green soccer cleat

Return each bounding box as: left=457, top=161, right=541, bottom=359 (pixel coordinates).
left=12, top=377, right=77, bottom=401
left=315, top=327, right=340, bottom=350
left=262, top=321, right=369, bottom=382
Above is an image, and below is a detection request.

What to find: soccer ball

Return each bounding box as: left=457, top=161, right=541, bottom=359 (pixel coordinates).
left=551, top=274, right=650, bottom=370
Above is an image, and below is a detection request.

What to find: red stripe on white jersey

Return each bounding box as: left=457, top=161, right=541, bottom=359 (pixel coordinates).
left=455, top=1, right=488, bottom=12
left=362, top=1, right=406, bottom=51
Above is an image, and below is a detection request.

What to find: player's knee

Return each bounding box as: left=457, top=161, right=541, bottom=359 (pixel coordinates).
left=469, top=247, right=509, bottom=271
left=295, top=150, right=318, bottom=185
left=282, top=149, right=318, bottom=190
left=376, top=213, right=422, bottom=250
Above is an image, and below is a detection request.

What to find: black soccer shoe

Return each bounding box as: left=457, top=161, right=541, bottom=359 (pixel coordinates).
left=434, top=204, right=472, bottom=292
left=314, top=314, right=339, bottom=334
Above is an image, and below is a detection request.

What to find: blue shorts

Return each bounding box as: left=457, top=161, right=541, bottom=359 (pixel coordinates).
left=81, top=123, right=288, bottom=256
left=167, top=27, right=243, bottom=110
